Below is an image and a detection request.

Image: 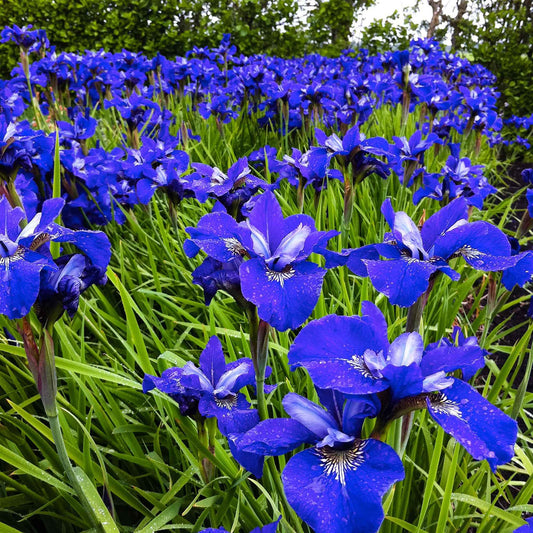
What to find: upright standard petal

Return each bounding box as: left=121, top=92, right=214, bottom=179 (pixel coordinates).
left=245, top=191, right=286, bottom=255
left=420, top=197, right=468, bottom=252
left=199, top=336, right=226, bottom=387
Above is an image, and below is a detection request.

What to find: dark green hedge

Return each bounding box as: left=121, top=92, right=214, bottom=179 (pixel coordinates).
left=0, top=0, right=308, bottom=77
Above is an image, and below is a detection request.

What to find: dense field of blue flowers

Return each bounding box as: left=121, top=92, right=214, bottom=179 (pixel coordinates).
left=0, top=24, right=532, bottom=533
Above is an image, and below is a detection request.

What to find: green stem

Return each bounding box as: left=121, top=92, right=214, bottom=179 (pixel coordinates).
left=396, top=283, right=435, bottom=454
left=400, top=88, right=411, bottom=131
left=20, top=48, right=45, bottom=131
left=246, top=307, right=271, bottom=420
left=6, top=178, right=24, bottom=210
left=296, top=177, right=305, bottom=212
left=48, top=413, right=100, bottom=527
left=398, top=413, right=414, bottom=458
left=256, top=322, right=270, bottom=421
left=405, top=279, right=434, bottom=333
left=342, top=172, right=354, bottom=238
left=265, top=459, right=304, bottom=533
left=198, top=418, right=215, bottom=482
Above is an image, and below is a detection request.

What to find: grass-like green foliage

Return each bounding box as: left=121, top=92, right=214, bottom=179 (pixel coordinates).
left=0, top=97, right=532, bottom=533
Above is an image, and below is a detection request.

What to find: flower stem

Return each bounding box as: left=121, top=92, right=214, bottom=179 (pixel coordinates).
left=246, top=307, right=271, bottom=420
left=399, top=284, right=434, bottom=453
left=296, top=177, right=305, bottom=212
left=265, top=459, right=305, bottom=533
left=198, top=418, right=216, bottom=483
left=48, top=412, right=101, bottom=527
left=342, top=174, right=354, bottom=235
left=405, top=295, right=425, bottom=333
left=20, top=48, right=45, bottom=131
left=20, top=321, right=111, bottom=527
left=256, top=324, right=271, bottom=421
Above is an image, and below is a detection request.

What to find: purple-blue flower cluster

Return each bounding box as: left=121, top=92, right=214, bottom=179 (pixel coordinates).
left=184, top=191, right=337, bottom=331
left=1, top=28, right=532, bottom=230
left=0, top=196, right=110, bottom=321
left=144, top=336, right=266, bottom=477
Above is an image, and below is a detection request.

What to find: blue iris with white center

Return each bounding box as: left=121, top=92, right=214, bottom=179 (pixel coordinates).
left=184, top=191, right=337, bottom=331
left=338, top=197, right=523, bottom=307
left=288, top=302, right=518, bottom=471
left=238, top=387, right=404, bottom=533
left=0, top=196, right=110, bottom=320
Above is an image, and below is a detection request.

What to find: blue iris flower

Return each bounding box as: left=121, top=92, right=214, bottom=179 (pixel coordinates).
left=238, top=388, right=404, bottom=533
left=390, top=130, right=443, bottom=186
left=36, top=253, right=108, bottom=324
left=315, top=125, right=391, bottom=164
left=1, top=24, right=49, bottom=52
left=143, top=336, right=266, bottom=477
left=282, top=147, right=343, bottom=192
left=56, top=113, right=98, bottom=146
left=0, top=197, right=111, bottom=319
left=341, top=197, right=520, bottom=306
left=189, top=157, right=274, bottom=218
left=413, top=144, right=496, bottom=208
left=185, top=191, right=337, bottom=331
left=191, top=256, right=245, bottom=307
left=288, top=302, right=518, bottom=471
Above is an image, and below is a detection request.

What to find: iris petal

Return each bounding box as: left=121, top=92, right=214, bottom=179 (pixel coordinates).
left=427, top=378, right=517, bottom=471
left=388, top=332, right=424, bottom=367
left=421, top=197, right=468, bottom=251
left=198, top=336, right=226, bottom=386
left=240, top=258, right=325, bottom=331
left=238, top=418, right=317, bottom=456
left=288, top=314, right=390, bottom=394
left=364, top=258, right=438, bottom=307
left=282, top=440, right=404, bottom=533
left=282, top=393, right=339, bottom=439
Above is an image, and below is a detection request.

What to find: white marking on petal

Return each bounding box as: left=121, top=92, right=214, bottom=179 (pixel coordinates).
left=348, top=355, right=374, bottom=378
left=458, top=245, right=483, bottom=260
left=317, top=440, right=366, bottom=486
left=223, top=237, right=246, bottom=256
left=430, top=392, right=463, bottom=419
left=0, top=246, right=25, bottom=269
left=214, top=394, right=238, bottom=410
left=266, top=265, right=295, bottom=287
left=211, top=168, right=228, bottom=185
